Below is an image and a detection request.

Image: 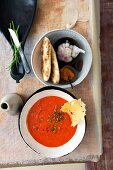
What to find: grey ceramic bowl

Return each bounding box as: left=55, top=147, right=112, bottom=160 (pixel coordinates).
left=31, top=29, right=92, bottom=88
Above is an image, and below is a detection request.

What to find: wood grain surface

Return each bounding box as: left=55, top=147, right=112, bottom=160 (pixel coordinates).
left=0, top=0, right=102, bottom=167
left=87, top=0, right=113, bottom=169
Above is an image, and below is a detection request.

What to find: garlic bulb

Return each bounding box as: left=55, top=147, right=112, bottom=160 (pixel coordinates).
left=71, top=45, right=85, bottom=58
left=57, top=40, right=85, bottom=63
left=57, top=43, right=72, bottom=63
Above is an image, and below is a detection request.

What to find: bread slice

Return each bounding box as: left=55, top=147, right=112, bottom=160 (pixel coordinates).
left=51, top=46, right=60, bottom=84
left=42, top=37, right=51, bottom=81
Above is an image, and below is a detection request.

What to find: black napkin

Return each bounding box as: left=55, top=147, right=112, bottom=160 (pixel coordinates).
left=0, top=0, right=37, bottom=82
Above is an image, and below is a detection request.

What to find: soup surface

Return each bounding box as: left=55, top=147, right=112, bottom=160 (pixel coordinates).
left=27, top=96, right=77, bottom=147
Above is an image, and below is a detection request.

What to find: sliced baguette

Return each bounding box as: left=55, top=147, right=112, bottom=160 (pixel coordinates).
left=42, top=37, right=51, bottom=81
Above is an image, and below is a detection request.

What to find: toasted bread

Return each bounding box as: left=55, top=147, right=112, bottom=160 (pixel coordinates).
left=42, top=37, right=51, bottom=81
left=51, top=46, right=60, bottom=84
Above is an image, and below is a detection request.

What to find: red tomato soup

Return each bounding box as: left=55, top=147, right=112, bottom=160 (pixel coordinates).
left=27, top=96, right=77, bottom=147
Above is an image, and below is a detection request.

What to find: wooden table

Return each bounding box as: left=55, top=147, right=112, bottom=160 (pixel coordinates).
left=87, top=0, right=113, bottom=169
left=0, top=0, right=102, bottom=168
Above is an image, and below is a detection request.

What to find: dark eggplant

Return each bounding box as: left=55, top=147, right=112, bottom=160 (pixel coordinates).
left=0, top=0, right=37, bottom=82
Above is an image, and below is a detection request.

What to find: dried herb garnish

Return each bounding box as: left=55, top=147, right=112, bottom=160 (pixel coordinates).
left=54, top=109, right=59, bottom=116
left=47, top=104, right=66, bottom=132
left=51, top=125, right=57, bottom=132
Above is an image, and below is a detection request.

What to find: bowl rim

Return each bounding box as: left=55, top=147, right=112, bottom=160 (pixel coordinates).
left=31, top=29, right=92, bottom=88
left=18, top=86, right=86, bottom=158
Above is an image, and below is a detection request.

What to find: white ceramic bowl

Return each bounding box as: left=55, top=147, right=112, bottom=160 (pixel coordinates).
left=19, top=86, right=86, bottom=158
left=31, top=29, right=92, bottom=88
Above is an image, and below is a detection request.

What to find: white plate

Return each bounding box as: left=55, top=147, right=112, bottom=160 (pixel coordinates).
left=19, top=86, right=86, bottom=158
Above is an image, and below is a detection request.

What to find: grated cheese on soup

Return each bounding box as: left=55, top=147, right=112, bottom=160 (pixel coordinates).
left=60, top=99, right=86, bottom=127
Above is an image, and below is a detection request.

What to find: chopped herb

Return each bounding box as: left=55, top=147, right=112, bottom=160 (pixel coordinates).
left=51, top=125, right=57, bottom=132
left=47, top=119, right=52, bottom=123
left=47, top=104, right=66, bottom=132
left=53, top=104, right=59, bottom=115
left=54, top=109, right=59, bottom=116
left=60, top=110, right=63, bottom=114
left=55, top=117, right=59, bottom=122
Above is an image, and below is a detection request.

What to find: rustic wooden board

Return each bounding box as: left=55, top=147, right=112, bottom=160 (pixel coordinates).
left=0, top=0, right=102, bottom=167
left=87, top=0, right=113, bottom=169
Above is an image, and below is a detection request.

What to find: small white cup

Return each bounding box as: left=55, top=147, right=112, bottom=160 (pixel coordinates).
left=0, top=93, right=23, bottom=115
